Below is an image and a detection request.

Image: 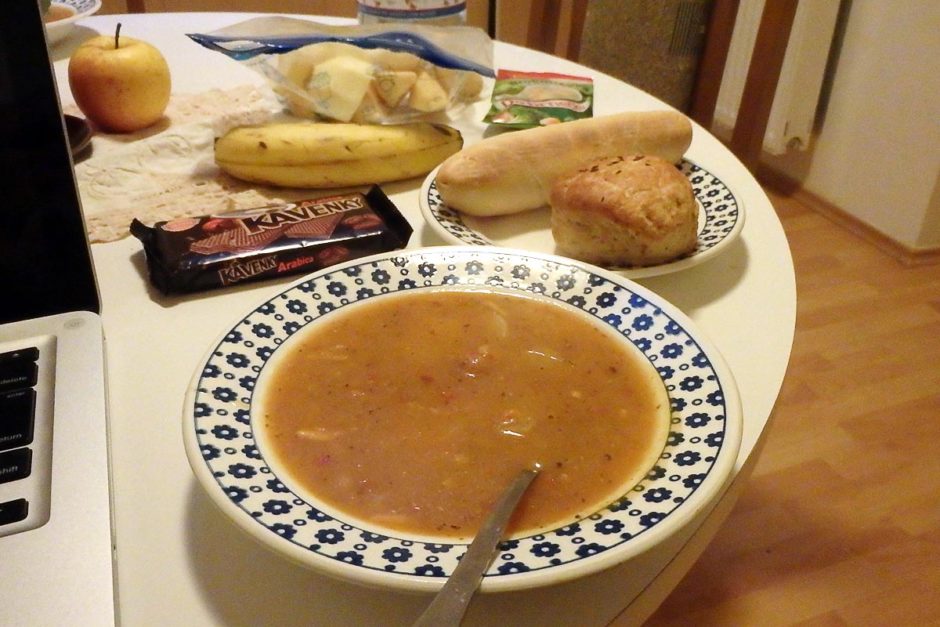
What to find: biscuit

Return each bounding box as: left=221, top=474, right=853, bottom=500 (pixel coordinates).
left=549, top=155, right=698, bottom=267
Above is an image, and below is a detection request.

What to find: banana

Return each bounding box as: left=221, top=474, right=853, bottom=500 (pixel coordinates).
left=214, top=121, right=463, bottom=188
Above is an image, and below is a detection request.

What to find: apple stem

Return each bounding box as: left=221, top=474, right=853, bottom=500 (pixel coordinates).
left=115, top=22, right=121, bottom=49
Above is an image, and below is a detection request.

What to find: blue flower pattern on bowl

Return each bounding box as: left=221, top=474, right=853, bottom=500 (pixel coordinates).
left=189, top=249, right=733, bottom=587
left=66, top=0, right=100, bottom=12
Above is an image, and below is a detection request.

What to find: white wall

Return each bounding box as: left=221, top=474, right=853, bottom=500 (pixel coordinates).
left=761, top=0, right=940, bottom=252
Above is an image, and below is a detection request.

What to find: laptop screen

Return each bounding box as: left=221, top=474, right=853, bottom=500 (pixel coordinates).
left=0, top=0, right=100, bottom=325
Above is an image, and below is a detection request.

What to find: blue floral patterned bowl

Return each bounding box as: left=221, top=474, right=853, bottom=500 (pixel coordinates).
left=183, top=246, right=742, bottom=593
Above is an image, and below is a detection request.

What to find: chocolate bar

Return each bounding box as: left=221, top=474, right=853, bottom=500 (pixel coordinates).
left=131, top=186, right=413, bottom=295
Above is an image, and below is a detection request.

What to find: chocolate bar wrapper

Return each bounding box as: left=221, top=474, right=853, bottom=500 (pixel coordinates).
left=130, top=186, right=412, bottom=295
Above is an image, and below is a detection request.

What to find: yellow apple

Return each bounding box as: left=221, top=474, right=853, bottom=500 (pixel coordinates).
left=68, top=25, right=171, bottom=133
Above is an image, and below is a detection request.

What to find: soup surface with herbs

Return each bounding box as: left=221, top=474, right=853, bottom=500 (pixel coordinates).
left=257, top=288, right=669, bottom=540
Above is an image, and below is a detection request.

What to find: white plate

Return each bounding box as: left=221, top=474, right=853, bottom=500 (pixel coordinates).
left=183, top=247, right=742, bottom=593
left=419, top=160, right=745, bottom=279
left=44, top=0, right=101, bottom=46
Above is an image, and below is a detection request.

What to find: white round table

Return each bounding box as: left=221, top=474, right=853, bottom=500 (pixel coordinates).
left=50, top=12, right=795, bottom=626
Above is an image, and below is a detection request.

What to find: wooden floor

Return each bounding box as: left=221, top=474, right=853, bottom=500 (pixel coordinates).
left=643, top=189, right=940, bottom=626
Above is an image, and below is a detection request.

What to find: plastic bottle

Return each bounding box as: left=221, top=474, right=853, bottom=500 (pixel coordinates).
left=356, top=1, right=467, bottom=26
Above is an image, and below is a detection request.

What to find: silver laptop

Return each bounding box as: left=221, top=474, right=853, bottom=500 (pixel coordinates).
left=0, top=1, right=116, bottom=624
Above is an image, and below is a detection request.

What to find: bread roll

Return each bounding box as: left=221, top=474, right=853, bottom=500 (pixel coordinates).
left=549, top=155, right=698, bottom=267
left=436, top=110, right=692, bottom=217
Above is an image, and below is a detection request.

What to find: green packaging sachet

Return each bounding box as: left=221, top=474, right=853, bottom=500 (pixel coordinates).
left=484, top=69, right=594, bottom=128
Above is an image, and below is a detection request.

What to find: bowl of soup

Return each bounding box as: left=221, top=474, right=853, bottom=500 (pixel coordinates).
left=43, top=0, right=101, bottom=46
left=183, top=246, right=742, bottom=592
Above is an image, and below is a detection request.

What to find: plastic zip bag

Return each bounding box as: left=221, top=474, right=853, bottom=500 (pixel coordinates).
left=188, top=16, right=494, bottom=124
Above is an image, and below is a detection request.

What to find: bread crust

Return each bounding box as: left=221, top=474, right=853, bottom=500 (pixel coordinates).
left=549, top=155, right=698, bottom=267
left=436, top=110, right=692, bottom=217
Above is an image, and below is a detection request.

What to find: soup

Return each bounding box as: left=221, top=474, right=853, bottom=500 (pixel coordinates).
left=256, top=288, right=669, bottom=539
left=43, top=3, right=76, bottom=23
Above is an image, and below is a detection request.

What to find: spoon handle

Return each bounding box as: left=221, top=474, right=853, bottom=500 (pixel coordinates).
left=412, top=468, right=539, bottom=627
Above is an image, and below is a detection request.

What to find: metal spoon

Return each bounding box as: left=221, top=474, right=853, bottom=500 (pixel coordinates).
left=412, top=467, right=540, bottom=627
